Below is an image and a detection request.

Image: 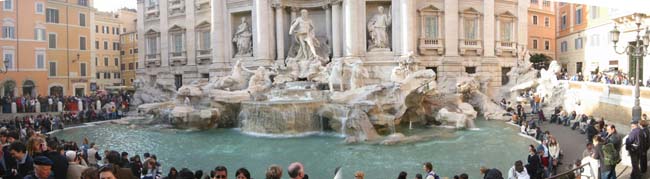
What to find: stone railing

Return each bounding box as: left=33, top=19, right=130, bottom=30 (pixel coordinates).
left=145, top=54, right=161, bottom=67
left=197, top=49, right=211, bottom=56
left=197, top=49, right=212, bottom=64
left=418, top=38, right=444, bottom=56
left=169, top=0, right=186, bottom=15
left=459, top=39, right=483, bottom=56
left=496, top=41, right=517, bottom=57
left=195, top=0, right=210, bottom=10
left=146, top=5, right=159, bottom=19
left=170, top=51, right=187, bottom=66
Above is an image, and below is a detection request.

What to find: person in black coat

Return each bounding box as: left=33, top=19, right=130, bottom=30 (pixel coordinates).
left=526, top=145, right=542, bottom=179
left=5, top=141, right=33, bottom=179
left=626, top=122, right=644, bottom=179
left=43, top=138, right=68, bottom=179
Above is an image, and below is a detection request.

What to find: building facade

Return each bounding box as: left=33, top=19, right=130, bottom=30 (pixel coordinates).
left=528, top=0, right=556, bottom=59
left=93, top=11, right=123, bottom=90
left=137, top=0, right=529, bottom=96
left=0, top=0, right=49, bottom=97
left=45, top=0, right=94, bottom=96
left=119, top=8, right=138, bottom=87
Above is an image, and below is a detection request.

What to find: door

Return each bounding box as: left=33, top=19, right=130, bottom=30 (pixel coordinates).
left=174, top=74, right=182, bottom=90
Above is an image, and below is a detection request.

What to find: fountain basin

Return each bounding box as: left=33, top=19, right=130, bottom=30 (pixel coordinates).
left=238, top=100, right=326, bottom=135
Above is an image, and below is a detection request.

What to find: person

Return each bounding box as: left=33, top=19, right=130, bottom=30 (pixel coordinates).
left=214, top=166, right=227, bottom=179
left=287, top=162, right=307, bottom=179
left=105, top=151, right=137, bottom=179
left=526, top=145, right=542, bottom=179
left=415, top=173, right=422, bottom=179
left=582, top=143, right=594, bottom=158
left=164, top=167, right=177, bottom=179
left=43, top=138, right=69, bottom=179
left=86, top=143, right=101, bottom=167
left=640, top=120, right=650, bottom=173
left=548, top=137, right=561, bottom=174
left=130, top=155, right=142, bottom=177
left=98, top=165, right=118, bottom=179
left=177, top=168, right=194, bottom=179
left=24, top=156, right=55, bottom=179
left=626, top=121, right=644, bottom=179
left=480, top=166, right=503, bottom=179
left=507, top=160, right=530, bottom=179
left=265, top=165, right=282, bottom=179
left=141, top=158, right=161, bottom=179
left=81, top=167, right=99, bottom=179
left=605, top=125, right=622, bottom=152
left=423, top=162, right=439, bottom=179
left=591, top=136, right=609, bottom=179
left=397, top=171, right=407, bottom=179
left=235, top=168, right=250, bottom=179
left=459, top=173, right=468, bottom=179
left=195, top=170, right=203, bottom=179
left=6, top=141, right=33, bottom=179
left=66, top=151, right=89, bottom=179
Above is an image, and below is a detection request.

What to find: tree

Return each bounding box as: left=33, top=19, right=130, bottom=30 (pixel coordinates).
left=529, top=53, right=552, bottom=70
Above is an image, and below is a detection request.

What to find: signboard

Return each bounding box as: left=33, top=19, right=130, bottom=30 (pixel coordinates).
left=71, top=79, right=88, bottom=83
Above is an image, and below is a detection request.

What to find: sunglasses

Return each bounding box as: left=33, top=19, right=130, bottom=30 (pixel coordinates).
left=215, top=175, right=226, bottom=179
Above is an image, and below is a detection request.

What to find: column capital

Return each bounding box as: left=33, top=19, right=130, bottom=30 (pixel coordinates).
left=291, top=7, right=300, bottom=12
left=271, top=2, right=284, bottom=9
left=330, top=0, right=342, bottom=5
left=322, top=4, right=330, bottom=10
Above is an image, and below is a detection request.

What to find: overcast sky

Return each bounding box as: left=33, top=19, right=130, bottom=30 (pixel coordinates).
left=94, top=0, right=137, bottom=12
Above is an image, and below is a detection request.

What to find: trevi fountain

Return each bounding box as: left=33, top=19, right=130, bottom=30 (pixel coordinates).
left=52, top=2, right=575, bottom=178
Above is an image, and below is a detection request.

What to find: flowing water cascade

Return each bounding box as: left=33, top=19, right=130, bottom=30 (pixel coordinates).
left=238, top=100, right=325, bottom=135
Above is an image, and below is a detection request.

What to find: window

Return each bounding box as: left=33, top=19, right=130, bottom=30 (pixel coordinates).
left=146, top=36, right=158, bottom=55
left=560, top=41, right=568, bottom=52
left=104, top=41, right=108, bottom=50
left=544, top=17, right=550, bottom=27
left=80, top=63, right=86, bottom=76
left=104, top=57, right=108, bottom=66
left=544, top=40, right=550, bottom=50
left=560, top=14, right=566, bottom=30
left=129, top=49, right=132, bottom=54
left=501, top=21, right=513, bottom=42
left=464, top=17, right=478, bottom=40
left=501, top=67, right=511, bottom=85
left=104, top=73, right=110, bottom=79
left=49, top=62, right=56, bottom=76
left=95, top=25, right=98, bottom=33
left=591, top=34, right=600, bottom=46
left=3, top=50, right=13, bottom=70
left=424, top=16, right=439, bottom=39
left=532, top=16, right=538, bottom=25
left=198, top=30, right=210, bottom=50
left=575, top=38, right=583, bottom=49
left=34, top=28, right=46, bottom=41
left=3, top=0, right=12, bottom=11
left=129, top=63, right=134, bottom=70
left=543, top=0, right=550, bottom=7
left=35, top=2, right=44, bottom=14
left=96, top=73, right=100, bottom=79
left=78, top=0, right=88, bottom=6
left=172, top=33, right=184, bottom=53
left=46, top=9, right=59, bottom=23
left=575, top=8, right=582, bottom=25
left=591, top=6, right=600, bottom=19
left=121, top=64, right=125, bottom=70
left=134, top=48, right=138, bottom=54
left=114, top=58, right=119, bottom=66
left=49, top=33, right=57, bottom=48
left=95, top=41, right=99, bottom=49
left=101, top=26, right=105, bottom=33
left=79, top=13, right=86, bottom=26
left=465, top=67, right=476, bottom=74
left=531, top=0, right=538, bottom=3
left=113, top=42, right=120, bottom=51
left=201, top=73, right=209, bottom=79
left=532, top=40, right=538, bottom=49
left=2, top=26, right=15, bottom=39
left=123, top=28, right=126, bottom=33
left=95, top=57, right=97, bottom=66
left=36, top=52, right=45, bottom=69
left=114, top=73, right=120, bottom=79
left=79, top=37, right=86, bottom=50
left=121, top=51, right=125, bottom=55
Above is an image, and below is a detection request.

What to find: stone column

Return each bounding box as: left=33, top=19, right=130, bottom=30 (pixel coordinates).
left=332, top=1, right=342, bottom=58
left=325, top=5, right=332, bottom=57
left=495, top=18, right=500, bottom=42
left=185, top=0, right=197, bottom=65
left=160, top=0, right=169, bottom=67
left=400, top=0, right=416, bottom=55
left=518, top=0, right=529, bottom=47
left=274, top=5, right=285, bottom=61
left=445, top=0, right=459, bottom=56
left=11, top=102, right=16, bottom=113
left=211, top=0, right=227, bottom=64
left=253, top=0, right=275, bottom=63
left=483, top=0, right=495, bottom=57
left=343, top=0, right=363, bottom=57
left=136, top=1, right=145, bottom=69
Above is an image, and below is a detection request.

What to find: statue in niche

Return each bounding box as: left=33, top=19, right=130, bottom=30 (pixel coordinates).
left=367, top=6, right=392, bottom=51
left=289, top=9, right=322, bottom=61
left=233, top=17, right=253, bottom=57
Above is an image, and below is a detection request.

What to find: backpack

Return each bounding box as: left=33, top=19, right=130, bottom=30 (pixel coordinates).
left=603, top=143, right=621, bottom=166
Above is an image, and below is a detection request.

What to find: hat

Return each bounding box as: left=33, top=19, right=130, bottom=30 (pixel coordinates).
left=65, top=151, right=77, bottom=162
left=33, top=156, right=53, bottom=166
left=631, top=120, right=639, bottom=124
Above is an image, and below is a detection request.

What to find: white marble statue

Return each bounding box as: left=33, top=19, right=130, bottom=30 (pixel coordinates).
left=289, top=9, right=321, bottom=61
left=233, top=17, right=253, bottom=57
left=349, top=62, right=369, bottom=90
left=367, top=6, right=392, bottom=51
left=214, top=60, right=251, bottom=91
left=184, top=97, right=191, bottom=106
left=247, top=67, right=272, bottom=94
left=328, top=58, right=345, bottom=92
left=391, top=52, right=415, bottom=83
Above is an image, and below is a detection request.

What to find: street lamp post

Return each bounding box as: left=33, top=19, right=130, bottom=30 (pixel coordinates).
left=610, top=13, right=650, bottom=123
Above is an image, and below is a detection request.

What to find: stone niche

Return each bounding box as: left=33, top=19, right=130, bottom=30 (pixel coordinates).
left=286, top=6, right=329, bottom=59
left=365, top=1, right=392, bottom=53
left=230, top=11, right=253, bottom=59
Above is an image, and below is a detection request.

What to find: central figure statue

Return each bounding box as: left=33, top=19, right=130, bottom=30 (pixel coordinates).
left=368, top=6, right=392, bottom=51
left=289, top=9, right=322, bottom=61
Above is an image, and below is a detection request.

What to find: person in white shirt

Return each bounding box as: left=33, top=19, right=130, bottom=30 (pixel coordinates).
left=422, top=162, right=439, bottom=179
left=508, top=160, right=530, bottom=179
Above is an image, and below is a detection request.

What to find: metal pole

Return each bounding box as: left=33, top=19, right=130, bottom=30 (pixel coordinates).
left=632, top=26, right=643, bottom=122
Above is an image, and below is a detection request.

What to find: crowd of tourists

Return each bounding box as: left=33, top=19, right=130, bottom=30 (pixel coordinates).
left=0, top=92, right=132, bottom=115
left=559, top=70, right=650, bottom=87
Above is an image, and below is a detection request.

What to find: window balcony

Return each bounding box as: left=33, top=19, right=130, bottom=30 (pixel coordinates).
left=496, top=41, right=517, bottom=57
left=459, top=39, right=483, bottom=56
left=169, top=0, right=186, bottom=16
left=145, top=53, right=161, bottom=67
left=170, top=51, right=187, bottom=66
left=146, top=5, right=159, bottom=19
left=418, top=38, right=444, bottom=56
left=197, top=49, right=212, bottom=64
left=195, top=0, right=210, bottom=10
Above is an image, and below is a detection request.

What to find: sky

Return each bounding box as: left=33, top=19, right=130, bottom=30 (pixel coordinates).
left=550, top=0, right=650, bottom=12
left=94, top=0, right=137, bottom=12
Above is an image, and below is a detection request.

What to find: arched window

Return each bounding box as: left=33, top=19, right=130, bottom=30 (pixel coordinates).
left=22, top=80, right=35, bottom=97
left=2, top=80, right=15, bottom=97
